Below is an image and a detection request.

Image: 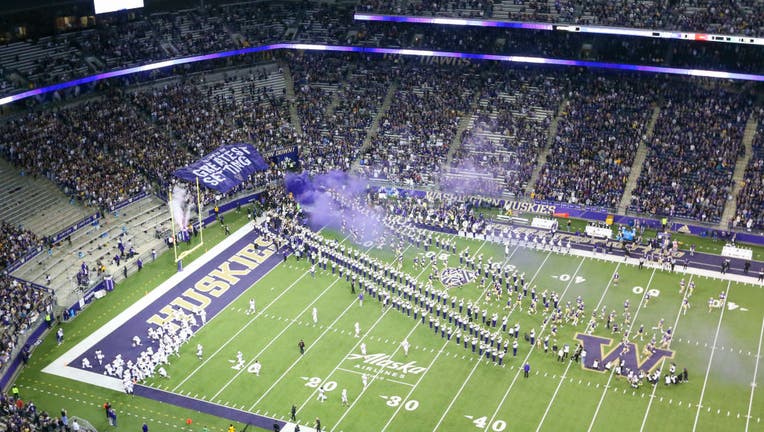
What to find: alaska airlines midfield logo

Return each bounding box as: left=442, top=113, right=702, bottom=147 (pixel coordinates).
left=576, top=333, right=674, bottom=373
left=440, top=267, right=476, bottom=288
left=346, top=353, right=427, bottom=375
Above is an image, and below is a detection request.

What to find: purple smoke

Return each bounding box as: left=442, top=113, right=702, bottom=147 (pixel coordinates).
left=285, top=170, right=386, bottom=244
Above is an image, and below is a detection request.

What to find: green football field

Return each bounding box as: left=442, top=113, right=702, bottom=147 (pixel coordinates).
left=14, top=212, right=764, bottom=432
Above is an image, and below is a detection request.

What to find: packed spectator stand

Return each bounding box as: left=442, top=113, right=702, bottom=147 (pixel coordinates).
left=0, top=4, right=762, bottom=412
left=628, top=81, right=751, bottom=223
left=446, top=70, right=563, bottom=197
left=534, top=75, right=654, bottom=207
left=734, top=112, right=764, bottom=230
left=359, top=63, right=477, bottom=185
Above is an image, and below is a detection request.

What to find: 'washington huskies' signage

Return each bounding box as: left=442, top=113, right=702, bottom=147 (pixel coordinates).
left=174, top=144, right=269, bottom=193
left=576, top=333, right=673, bottom=373
left=262, top=145, right=299, bottom=164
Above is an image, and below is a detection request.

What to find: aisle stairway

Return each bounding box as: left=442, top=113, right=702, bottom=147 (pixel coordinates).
left=359, top=82, right=397, bottom=155
left=617, top=105, right=661, bottom=213
left=525, top=98, right=567, bottom=196
left=719, top=113, right=758, bottom=227
left=282, top=62, right=302, bottom=135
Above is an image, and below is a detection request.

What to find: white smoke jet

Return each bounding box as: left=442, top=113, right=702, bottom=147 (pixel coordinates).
left=170, top=184, right=193, bottom=241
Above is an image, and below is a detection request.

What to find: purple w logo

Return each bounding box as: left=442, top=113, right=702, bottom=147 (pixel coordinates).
left=576, top=333, right=673, bottom=373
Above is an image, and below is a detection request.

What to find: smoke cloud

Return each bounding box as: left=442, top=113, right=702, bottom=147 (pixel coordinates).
left=285, top=170, right=386, bottom=244
left=170, top=184, right=193, bottom=233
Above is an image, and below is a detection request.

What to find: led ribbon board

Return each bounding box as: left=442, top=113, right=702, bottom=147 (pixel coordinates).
left=354, top=13, right=764, bottom=46
left=2, top=43, right=764, bottom=107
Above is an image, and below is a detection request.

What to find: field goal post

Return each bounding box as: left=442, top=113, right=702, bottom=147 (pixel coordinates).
left=70, top=416, right=99, bottom=432
left=169, top=176, right=205, bottom=264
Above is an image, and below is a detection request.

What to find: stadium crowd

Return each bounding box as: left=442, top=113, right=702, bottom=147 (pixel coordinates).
left=446, top=71, right=562, bottom=197
left=0, top=14, right=760, bottom=420
left=534, top=75, right=653, bottom=207
left=0, top=389, right=78, bottom=432
left=2, top=0, right=761, bottom=99
left=734, top=114, right=764, bottom=230
left=0, top=276, right=54, bottom=372
left=359, top=63, right=477, bottom=185
left=629, top=81, right=750, bottom=222
left=0, top=222, right=41, bottom=271
left=291, top=53, right=392, bottom=174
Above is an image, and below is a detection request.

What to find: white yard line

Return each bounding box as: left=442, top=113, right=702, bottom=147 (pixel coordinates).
left=535, top=262, right=622, bottom=432
left=243, top=239, right=387, bottom=408
left=586, top=267, right=657, bottom=432
left=375, top=226, right=519, bottom=432
left=295, top=259, right=433, bottom=415
left=296, top=304, right=395, bottom=415
left=430, top=250, right=552, bottom=431
left=293, top=232, right=460, bottom=423
left=247, top=294, right=359, bottom=409
left=42, top=222, right=259, bottom=391
left=379, top=338, right=451, bottom=432
left=745, top=317, right=764, bottom=431
left=172, top=269, right=310, bottom=392
left=173, top=231, right=352, bottom=392
left=430, top=248, right=546, bottom=432
left=209, top=277, right=343, bottom=401
left=330, top=321, right=422, bottom=431
left=335, top=367, right=415, bottom=388
left=481, top=256, right=586, bottom=432
left=692, top=280, right=732, bottom=432
left=638, top=274, right=695, bottom=432
left=430, top=346, right=482, bottom=432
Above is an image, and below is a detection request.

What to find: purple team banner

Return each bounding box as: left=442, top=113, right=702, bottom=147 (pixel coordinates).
left=174, top=144, right=269, bottom=193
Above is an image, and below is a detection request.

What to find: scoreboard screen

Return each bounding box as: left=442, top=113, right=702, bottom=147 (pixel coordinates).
left=94, top=0, right=144, bottom=14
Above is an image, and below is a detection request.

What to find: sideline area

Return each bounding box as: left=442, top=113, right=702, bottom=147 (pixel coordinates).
left=41, top=220, right=268, bottom=390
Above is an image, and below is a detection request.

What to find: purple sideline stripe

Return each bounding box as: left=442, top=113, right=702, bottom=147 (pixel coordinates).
left=69, top=231, right=285, bottom=374
left=2, top=43, right=763, bottom=106
left=134, top=385, right=286, bottom=430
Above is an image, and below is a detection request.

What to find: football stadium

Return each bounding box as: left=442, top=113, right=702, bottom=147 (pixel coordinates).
left=0, top=1, right=762, bottom=431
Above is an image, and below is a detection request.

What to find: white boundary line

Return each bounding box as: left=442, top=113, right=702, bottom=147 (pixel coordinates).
left=535, top=262, right=622, bottom=432
left=638, top=274, right=696, bottom=432
left=330, top=321, right=421, bottom=431
left=481, top=256, right=586, bottom=432
left=247, top=293, right=358, bottom=409
left=586, top=267, right=657, bottom=431
left=209, top=277, right=343, bottom=401
left=173, top=270, right=309, bottom=391
left=172, top=231, right=351, bottom=391
left=379, top=337, right=451, bottom=432
left=41, top=222, right=258, bottom=391
left=692, top=280, right=732, bottom=431
left=745, top=317, right=764, bottom=431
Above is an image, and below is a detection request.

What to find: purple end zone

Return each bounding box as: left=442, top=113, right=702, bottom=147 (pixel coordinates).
left=71, top=232, right=285, bottom=374
left=134, top=385, right=286, bottom=430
